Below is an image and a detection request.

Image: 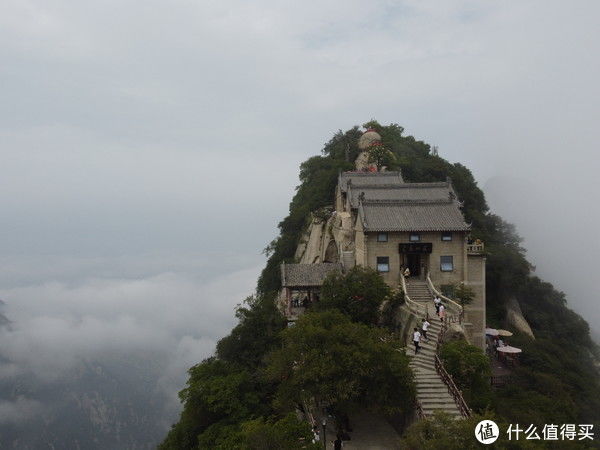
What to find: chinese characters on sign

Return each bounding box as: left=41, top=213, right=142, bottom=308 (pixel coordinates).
left=475, top=421, right=594, bottom=445
left=398, top=243, right=432, bottom=254
left=506, top=424, right=593, bottom=441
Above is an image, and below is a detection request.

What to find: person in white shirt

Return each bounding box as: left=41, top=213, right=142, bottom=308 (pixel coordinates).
left=312, top=425, right=320, bottom=444
left=433, top=296, right=441, bottom=314
left=412, top=327, right=421, bottom=354
left=438, top=303, right=446, bottom=322
left=421, top=318, right=430, bottom=341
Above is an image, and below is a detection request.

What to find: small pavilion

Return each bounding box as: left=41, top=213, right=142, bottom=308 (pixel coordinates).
left=280, top=262, right=342, bottom=318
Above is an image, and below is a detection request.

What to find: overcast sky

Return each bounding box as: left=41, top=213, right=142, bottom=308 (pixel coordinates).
left=1, top=0, right=599, bottom=428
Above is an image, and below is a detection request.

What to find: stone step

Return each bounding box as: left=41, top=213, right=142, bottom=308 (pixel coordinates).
left=413, top=371, right=438, bottom=378
left=418, top=343, right=437, bottom=350
left=418, top=392, right=455, bottom=400
left=410, top=362, right=433, bottom=371
left=415, top=382, right=447, bottom=388
left=414, top=371, right=441, bottom=376
left=413, top=356, right=435, bottom=363
left=413, top=366, right=436, bottom=372
left=415, top=378, right=446, bottom=384
left=422, top=404, right=461, bottom=412
left=418, top=388, right=450, bottom=395
left=423, top=410, right=463, bottom=418
left=412, top=351, right=436, bottom=358
left=415, top=378, right=443, bottom=385
left=414, top=374, right=442, bottom=380
left=419, top=397, right=456, bottom=405
left=414, top=373, right=442, bottom=379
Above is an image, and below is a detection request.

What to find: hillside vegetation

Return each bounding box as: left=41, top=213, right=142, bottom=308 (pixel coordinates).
left=160, top=122, right=600, bottom=449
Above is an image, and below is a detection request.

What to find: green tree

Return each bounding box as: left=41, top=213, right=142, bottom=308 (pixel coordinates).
left=216, top=294, right=286, bottom=368
left=400, top=412, right=543, bottom=450
left=316, top=266, right=391, bottom=324
left=265, top=310, right=415, bottom=418
left=238, top=414, right=321, bottom=450
left=439, top=340, right=492, bottom=411
left=159, top=359, right=268, bottom=450
left=366, top=142, right=396, bottom=171
left=454, top=283, right=475, bottom=307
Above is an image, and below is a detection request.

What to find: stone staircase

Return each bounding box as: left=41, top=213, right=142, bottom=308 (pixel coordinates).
left=406, top=280, right=433, bottom=304
left=405, top=281, right=463, bottom=418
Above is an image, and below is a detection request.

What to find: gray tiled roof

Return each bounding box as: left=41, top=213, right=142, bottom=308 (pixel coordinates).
left=280, top=263, right=342, bottom=287
left=347, top=182, right=453, bottom=209
left=339, top=171, right=404, bottom=192
left=358, top=199, right=470, bottom=232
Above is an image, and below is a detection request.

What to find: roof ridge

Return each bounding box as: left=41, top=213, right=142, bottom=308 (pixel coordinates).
left=348, top=182, right=448, bottom=190
left=340, top=171, right=402, bottom=177
left=362, top=198, right=454, bottom=205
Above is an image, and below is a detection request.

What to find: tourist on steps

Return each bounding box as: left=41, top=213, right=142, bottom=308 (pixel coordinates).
left=413, top=327, right=421, bottom=354
left=433, top=295, right=441, bottom=314
left=439, top=304, right=446, bottom=322
left=404, top=267, right=411, bottom=278
left=421, top=318, right=430, bottom=341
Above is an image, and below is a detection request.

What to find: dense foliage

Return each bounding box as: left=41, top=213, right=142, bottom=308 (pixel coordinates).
left=159, top=295, right=288, bottom=450
left=316, top=266, right=391, bottom=325
left=439, top=340, right=492, bottom=411
left=162, top=121, right=600, bottom=448
left=266, top=310, right=414, bottom=416
left=400, top=412, right=552, bottom=450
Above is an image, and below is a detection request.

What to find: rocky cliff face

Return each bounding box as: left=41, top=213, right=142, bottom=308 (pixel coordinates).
left=294, top=211, right=355, bottom=266
left=505, top=297, right=535, bottom=339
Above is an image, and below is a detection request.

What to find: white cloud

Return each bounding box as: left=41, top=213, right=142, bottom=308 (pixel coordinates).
left=0, top=256, right=261, bottom=426
left=0, top=397, right=43, bottom=424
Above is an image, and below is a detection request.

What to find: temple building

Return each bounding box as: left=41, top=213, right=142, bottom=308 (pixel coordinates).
left=280, top=129, right=486, bottom=348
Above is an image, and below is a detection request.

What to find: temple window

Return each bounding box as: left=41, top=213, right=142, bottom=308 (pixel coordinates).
left=440, top=255, right=454, bottom=272
left=377, top=256, right=390, bottom=272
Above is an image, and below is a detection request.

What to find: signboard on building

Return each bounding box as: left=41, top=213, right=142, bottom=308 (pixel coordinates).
left=399, top=243, right=432, bottom=254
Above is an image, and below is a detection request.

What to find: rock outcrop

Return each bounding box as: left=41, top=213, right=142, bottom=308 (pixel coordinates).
left=506, top=297, right=535, bottom=338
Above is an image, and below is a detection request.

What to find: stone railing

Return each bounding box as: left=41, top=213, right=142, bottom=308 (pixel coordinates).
left=426, top=274, right=463, bottom=323
left=400, top=273, right=428, bottom=319
left=467, top=243, right=484, bottom=253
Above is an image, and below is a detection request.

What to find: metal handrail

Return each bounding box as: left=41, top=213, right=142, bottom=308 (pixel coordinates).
left=426, top=274, right=463, bottom=323
left=434, top=355, right=471, bottom=417
left=434, top=322, right=471, bottom=418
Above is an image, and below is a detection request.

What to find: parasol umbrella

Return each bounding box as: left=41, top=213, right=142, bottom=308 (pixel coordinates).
left=496, top=345, right=522, bottom=354
left=485, top=328, right=499, bottom=336
left=496, top=329, right=513, bottom=337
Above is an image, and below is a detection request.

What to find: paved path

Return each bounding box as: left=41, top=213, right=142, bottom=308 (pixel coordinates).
left=405, top=281, right=462, bottom=418
left=321, top=410, right=401, bottom=449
